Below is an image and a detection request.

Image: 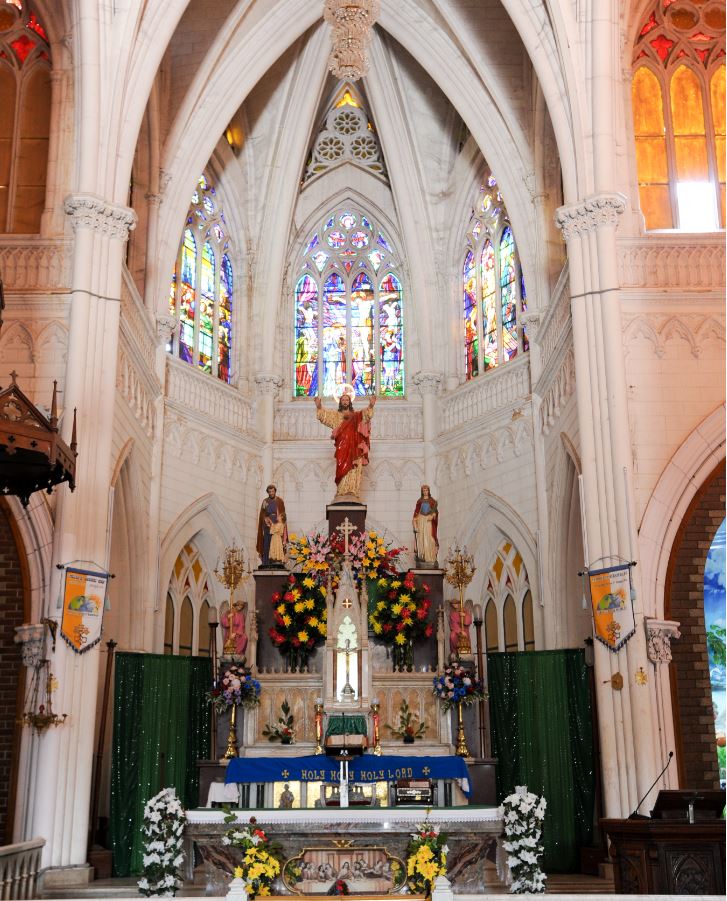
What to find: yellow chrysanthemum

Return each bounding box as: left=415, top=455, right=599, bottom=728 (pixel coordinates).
left=234, top=867, right=244, bottom=879
left=319, top=586, right=327, bottom=596
left=308, top=616, right=319, bottom=627
left=294, top=601, right=305, bottom=613
left=305, top=599, right=314, bottom=610
left=276, top=604, right=286, bottom=615
left=321, top=610, right=327, bottom=620
left=317, top=623, right=327, bottom=635
left=391, top=603, right=402, bottom=615
left=391, top=580, right=401, bottom=589
left=298, top=630, right=309, bottom=642
left=376, top=601, right=386, bottom=611
left=395, top=633, right=407, bottom=645
left=282, top=614, right=291, bottom=626
left=400, top=593, right=410, bottom=603
left=289, top=534, right=298, bottom=542
left=291, top=588, right=301, bottom=599
left=372, top=622, right=383, bottom=635
left=303, top=576, right=315, bottom=589
left=378, top=577, right=389, bottom=587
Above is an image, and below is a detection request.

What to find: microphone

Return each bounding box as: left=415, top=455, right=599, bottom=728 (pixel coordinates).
left=628, top=751, right=674, bottom=820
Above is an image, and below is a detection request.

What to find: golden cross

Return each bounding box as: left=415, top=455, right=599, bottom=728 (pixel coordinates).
left=341, top=598, right=353, bottom=609
left=422, top=766, right=431, bottom=775
left=281, top=769, right=290, bottom=778
left=336, top=517, right=356, bottom=556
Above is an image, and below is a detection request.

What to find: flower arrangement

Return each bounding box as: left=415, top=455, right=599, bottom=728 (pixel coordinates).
left=137, top=787, right=186, bottom=897
left=222, top=813, right=281, bottom=898
left=287, top=529, right=403, bottom=585
left=326, top=879, right=350, bottom=895
left=208, top=662, right=261, bottom=713
left=499, top=786, right=547, bottom=894
left=432, top=661, right=486, bottom=712
left=368, top=572, right=433, bottom=670
left=262, top=699, right=295, bottom=744
left=385, top=699, right=426, bottom=743
left=268, top=573, right=327, bottom=670
left=406, top=820, right=448, bottom=894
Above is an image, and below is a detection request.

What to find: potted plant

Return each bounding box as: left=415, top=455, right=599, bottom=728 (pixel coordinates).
left=385, top=699, right=426, bottom=743
left=262, top=699, right=296, bottom=744
left=222, top=813, right=281, bottom=898
left=406, top=819, right=448, bottom=895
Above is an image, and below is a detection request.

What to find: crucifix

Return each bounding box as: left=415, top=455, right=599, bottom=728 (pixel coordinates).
left=341, top=639, right=356, bottom=703
left=336, top=517, right=356, bottom=557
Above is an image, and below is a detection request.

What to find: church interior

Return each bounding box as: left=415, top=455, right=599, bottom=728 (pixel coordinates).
left=0, top=0, right=724, bottom=896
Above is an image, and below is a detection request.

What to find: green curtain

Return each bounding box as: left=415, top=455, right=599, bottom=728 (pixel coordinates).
left=110, top=652, right=212, bottom=876
left=487, top=649, right=594, bottom=873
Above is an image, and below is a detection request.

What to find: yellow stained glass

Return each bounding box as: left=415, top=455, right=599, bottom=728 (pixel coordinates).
left=674, top=134, right=709, bottom=179
left=640, top=184, right=673, bottom=229
left=632, top=68, right=665, bottom=135
left=711, top=67, right=726, bottom=182
left=513, top=551, right=522, bottom=576
left=635, top=136, right=669, bottom=181
left=485, top=599, right=499, bottom=653
left=335, top=89, right=359, bottom=108
left=671, top=65, right=706, bottom=135
left=493, top=556, right=504, bottom=581
left=503, top=595, right=518, bottom=651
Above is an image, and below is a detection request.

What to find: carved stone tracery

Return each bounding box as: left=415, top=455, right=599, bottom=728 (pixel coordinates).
left=555, top=193, right=627, bottom=241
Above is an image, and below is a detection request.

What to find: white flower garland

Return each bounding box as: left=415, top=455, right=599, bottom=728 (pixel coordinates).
left=138, top=788, right=186, bottom=897
left=498, top=785, right=547, bottom=894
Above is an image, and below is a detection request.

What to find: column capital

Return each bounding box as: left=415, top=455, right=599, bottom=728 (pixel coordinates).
left=64, top=194, right=137, bottom=240
left=645, top=618, right=681, bottom=665
left=156, top=315, right=177, bottom=345
left=412, top=370, right=443, bottom=395
left=254, top=373, right=283, bottom=396
left=555, top=192, right=626, bottom=241
left=521, top=312, right=541, bottom=341
left=145, top=192, right=162, bottom=208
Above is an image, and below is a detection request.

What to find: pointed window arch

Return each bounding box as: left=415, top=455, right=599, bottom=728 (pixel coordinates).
left=165, top=542, right=217, bottom=656
left=0, top=1, right=50, bottom=232
left=463, top=175, right=527, bottom=380
left=295, top=209, right=404, bottom=397
left=482, top=540, right=534, bottom=651
left=168, top=175, right=235, bottom=382
left=632, top=1, right=725, bottom=229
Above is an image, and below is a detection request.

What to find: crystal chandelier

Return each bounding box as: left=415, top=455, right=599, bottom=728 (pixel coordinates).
left=323, top=0, right=381, bottom=81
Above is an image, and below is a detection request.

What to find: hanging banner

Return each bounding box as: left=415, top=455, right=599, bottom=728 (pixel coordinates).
left=60, top=567, right=108, bottom=653
left=589, top=563, right=635, bottom=652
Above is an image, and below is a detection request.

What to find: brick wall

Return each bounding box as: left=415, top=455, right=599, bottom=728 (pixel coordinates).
left=666, top=462, right=725, bottom=790
left=0, top=502, right=27, bottom=841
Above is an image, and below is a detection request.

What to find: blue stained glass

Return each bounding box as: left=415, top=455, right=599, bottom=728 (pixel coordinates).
left=181, top=229, right=196, bottom=287
left=463, top=250, right=478, bottom=379
left=351, top=271, right=375, bottom=395
left=218, top=255, right=233, bottom=384
left=306, top=234, right=320, bottom=254
left=327, top=231, right=346, bottom=248
left=376, top=233, right=391, bottom=251
left=351, top=230, right=369, bottom=248
left=322, top=272, right=347, bottom=396
left=339, top=212, right=357, bottom=229
left=325, top=216, right=335, bottom=228
left=203, top=196, right=215, bottom=215
left=487, top=174, right=497, bottom=187
left=704, top=519, right=726, bottom=785
left=500, top=227, right=517, bottom=362
left=362, top=216, right=372, bottom=229
left=379, top=273, right=404, bottom=396
left=295, top=274, right=319, bottom=397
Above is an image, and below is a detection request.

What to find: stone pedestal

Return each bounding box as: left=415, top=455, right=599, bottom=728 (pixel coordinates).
left=326, top=503, right=366, bottom=538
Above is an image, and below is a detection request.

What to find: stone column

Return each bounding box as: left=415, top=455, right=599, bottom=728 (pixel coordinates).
left=555, top=194, right=659, bottom=818
left=254, top=373, right=282, bottom=489
left=645, top=618, right=681, bottom=787
left=412, top=371, right=442, bottom=489
left=28, top=195, right=135, bottom=877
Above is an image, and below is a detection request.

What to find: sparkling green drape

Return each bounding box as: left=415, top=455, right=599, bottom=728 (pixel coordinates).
left=110, top=653, right=211, bottom=876
left=488, top=649, right=594, bottom=873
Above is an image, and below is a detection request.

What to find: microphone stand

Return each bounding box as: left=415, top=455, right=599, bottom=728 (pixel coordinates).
left=628, top=751, right=674, bottom=820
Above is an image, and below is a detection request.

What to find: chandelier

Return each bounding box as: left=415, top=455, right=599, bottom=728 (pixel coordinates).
left=324, top=0, right=380, bottom=81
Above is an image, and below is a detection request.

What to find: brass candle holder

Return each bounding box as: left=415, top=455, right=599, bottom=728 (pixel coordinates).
left=444, top=543, right=476, bottom=656
left=215, top=544, right=250, bottom=656
left=370, top=700, right=381, bottom=755
left=314, top=700, right=324, bottom=755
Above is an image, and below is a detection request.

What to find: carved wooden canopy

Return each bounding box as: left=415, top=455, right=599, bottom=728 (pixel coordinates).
left=0, top=372, right=77, bottom=506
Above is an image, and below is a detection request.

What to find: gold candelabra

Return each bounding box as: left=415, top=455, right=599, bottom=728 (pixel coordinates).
left=215, top=544, right=250, bottom=656
left=19, top=660, right=67, bottom=733
left=314, top=700, right=324, bottom=755
left=444, top=542, right=476, bottom=656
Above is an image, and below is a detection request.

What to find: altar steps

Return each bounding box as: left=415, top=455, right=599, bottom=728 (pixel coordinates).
left=544, top=872, right=615, bottom=894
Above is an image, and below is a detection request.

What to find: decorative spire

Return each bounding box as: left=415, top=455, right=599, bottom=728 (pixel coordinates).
left=323, top=0, right=380, bottom=81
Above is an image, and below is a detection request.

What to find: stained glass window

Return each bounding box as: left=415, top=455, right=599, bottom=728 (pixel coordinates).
left=168, top=175, right=235, bottom=382
left=463, top=176, right=527, bottom=380
left=295, top=210, right=404, bottom=397
left=632, top=1, right=725, bottom=229
left=0, top=2, right=50, bottom=232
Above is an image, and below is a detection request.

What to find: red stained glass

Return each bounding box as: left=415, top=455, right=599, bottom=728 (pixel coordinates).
left=650, top=34, right=674, bottom=61
left=696, top=47, right=710, bottom=64
left=27, top=13, right=47, bottom=41
left=690, top=32, right=714, bottom=42
left=640, top=12, right=658, bottom=36
left=677, top=49, right=687, bottom=57
left=662, top=0, right=677, bottom=7
left=719, top=49, right=726, bottom=58
left=10, top=34, right=33, bottom=63
left=637, top=50, right=648, bottom=59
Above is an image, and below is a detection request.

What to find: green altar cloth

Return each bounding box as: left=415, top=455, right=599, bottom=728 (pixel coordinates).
left=325, top=714, right=368, bottom=737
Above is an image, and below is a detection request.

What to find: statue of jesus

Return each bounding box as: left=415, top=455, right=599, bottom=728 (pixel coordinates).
left=315, top=386, right=376, bottom=502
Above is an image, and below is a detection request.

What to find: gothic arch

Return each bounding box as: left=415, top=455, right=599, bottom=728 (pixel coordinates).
left=639, top=404, right=726, bottom=620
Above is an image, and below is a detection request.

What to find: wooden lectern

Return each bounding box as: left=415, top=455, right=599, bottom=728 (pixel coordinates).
left=603, top=790, right=726, bottom=895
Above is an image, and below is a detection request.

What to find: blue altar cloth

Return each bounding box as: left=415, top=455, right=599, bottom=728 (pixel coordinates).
left=225, top=754, right=471, bottom=796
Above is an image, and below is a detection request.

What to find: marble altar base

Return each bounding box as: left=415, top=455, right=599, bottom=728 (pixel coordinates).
left=185, top=807, right=505, bottom=894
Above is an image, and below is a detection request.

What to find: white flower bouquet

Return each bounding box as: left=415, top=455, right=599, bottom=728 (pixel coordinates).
left=498, top=785, right=547, bottom=894
left=137, top=787, right=186, bottom=897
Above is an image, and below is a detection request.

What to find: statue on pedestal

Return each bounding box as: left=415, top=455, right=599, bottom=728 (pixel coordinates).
left=314, top=387, right=375, bottom=502
left=412, top=485, right=439, bottom=566
left=449, top=600, right=472, bottom=657
left=256, top=484, right=288, bottom=567
left=221, top=600, right=248, bottom=657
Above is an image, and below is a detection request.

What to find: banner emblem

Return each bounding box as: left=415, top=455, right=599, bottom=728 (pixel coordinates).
left=60, top=568, right=108, bottom=653
left=589, top=563, right=635, bottom=652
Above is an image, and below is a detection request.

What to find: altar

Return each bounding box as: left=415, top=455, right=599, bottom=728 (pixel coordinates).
left=185, top=807, right=506, bottom=894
